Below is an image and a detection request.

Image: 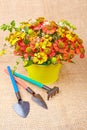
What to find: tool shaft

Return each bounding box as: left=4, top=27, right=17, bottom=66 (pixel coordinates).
left=5, top=69, right=35, bottom=95
left=7, top=66, right=19, bottom=93
left=15, top=92, right=22, bottom=101
left=26, top=87, right=35, bottom=95
left=13, top=75, right=35, bottom=95
left=42, top=85, right=51, bottom=91
left=14, top=72, right=44, bottom=88
left=7, top=66, right=22, bottom=101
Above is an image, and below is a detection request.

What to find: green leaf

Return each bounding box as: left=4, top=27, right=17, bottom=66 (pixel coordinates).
left=24, top=26, right=29, bottom=33
left=7, top=25, right=12, bottom=32
left=23, top=39, right=29, bottom=44
left=0, top=24, right=7, bottom=31
left=24, top=60, right=33, bottom=67
left=12, top=66, right=17, bottom=74
left=71, top=60, right=76, bottom=64
left=59, top=20, right=76, bottom=31
left=15, top=27, right=21, bottom=31
left=10, top=20, right=15, bottom=27
left=16, top=61, right=20, bottom=65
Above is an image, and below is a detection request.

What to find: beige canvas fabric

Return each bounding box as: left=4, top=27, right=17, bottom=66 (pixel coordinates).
left=0, top=0, right=87, bottom=130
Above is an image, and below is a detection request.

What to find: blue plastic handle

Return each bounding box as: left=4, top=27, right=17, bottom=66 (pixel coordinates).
left=7, top=66, right=19, bottom=93
left=14, top=72, right=43, bottom=88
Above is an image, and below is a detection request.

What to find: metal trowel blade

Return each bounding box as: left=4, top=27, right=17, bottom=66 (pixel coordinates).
left=32, top=94, right=48, bottom=109
left=13, top=100, right=30, bottom=118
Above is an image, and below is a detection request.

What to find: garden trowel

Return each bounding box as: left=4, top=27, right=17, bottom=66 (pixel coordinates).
left=7, top=66, right=30, bottom=118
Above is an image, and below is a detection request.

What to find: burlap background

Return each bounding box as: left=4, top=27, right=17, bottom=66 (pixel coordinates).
left=0, top=0, right=87, bottom=130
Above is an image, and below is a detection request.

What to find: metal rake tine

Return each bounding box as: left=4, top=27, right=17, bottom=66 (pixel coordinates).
left=47, top=86, right=59, bottom=100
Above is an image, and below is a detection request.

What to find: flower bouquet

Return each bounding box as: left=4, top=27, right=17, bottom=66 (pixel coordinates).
left=0, top=17, right=85, bottom=84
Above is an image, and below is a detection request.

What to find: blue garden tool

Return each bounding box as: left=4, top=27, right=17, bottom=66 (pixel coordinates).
left=14, top=72, right=59, bottom=100
left=7, top=66, right=30, bottom=118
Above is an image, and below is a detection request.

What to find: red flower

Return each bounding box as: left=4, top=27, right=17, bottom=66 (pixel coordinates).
left=33, top=23, right=43, bottom=30
left=42, top=25, right=57, bottom=34
left=80, top=53, right=85, bottom=58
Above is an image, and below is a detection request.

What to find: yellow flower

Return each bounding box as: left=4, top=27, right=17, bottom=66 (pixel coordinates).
left=46, top=41, right=52, bottom=47
left=33, top=52, right=47, bottom=64
left=8, top=32, right=25, bottom=45
left=20, top=22, right=31, bottom=28
left=41, top=41, right=52, bottom=49
left=0, top=49, right=6, bottom=56
left=57, top=27, right=65, bottom=37
left=66, top=33, right=73, bottom=41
